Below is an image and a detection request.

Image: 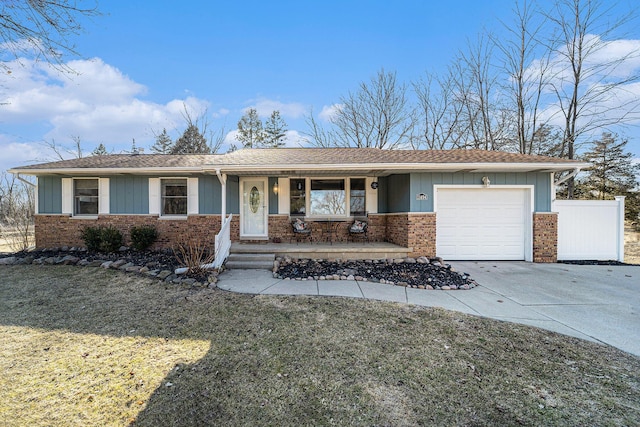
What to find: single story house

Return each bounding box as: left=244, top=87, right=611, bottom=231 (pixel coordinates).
left=9, top=148, right=589, bottom=262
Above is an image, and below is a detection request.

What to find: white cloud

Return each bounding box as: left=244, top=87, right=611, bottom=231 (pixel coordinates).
left=283, top=130, right=307, bottom=147
left=318, top=104, right=343, bottom=122
left=212, top=108, right=230, bottom=118
left=246, top=98, right=307, bottom=119
left=0, top=57, right=211, bottom=148
left=0, top=141, right=45, bottom=173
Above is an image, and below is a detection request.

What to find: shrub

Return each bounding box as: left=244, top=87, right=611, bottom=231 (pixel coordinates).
left=173, top=234, right=215, bottom=275
left=81, top=226, right=103, bottom=252
left=99, top=227, right=123, bottom=253
left=130, top=225, right=158, bottom=251
left=81, top=226, right=123, bottom=253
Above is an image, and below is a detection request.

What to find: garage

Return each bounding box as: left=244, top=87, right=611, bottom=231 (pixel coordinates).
left=435, top=187, right=532, bottom=261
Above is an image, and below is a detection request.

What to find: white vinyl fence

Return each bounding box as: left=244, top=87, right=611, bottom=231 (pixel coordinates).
left=553, top=197, right=625, bottom=261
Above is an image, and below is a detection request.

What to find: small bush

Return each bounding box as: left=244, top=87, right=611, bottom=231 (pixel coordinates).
left=99, top=227, right=123, bottom=253
left=81, top=226, right=123, bottom=253
left=173, top=235, right=215, bottom=275
left=130, top=225, right=159, bottom=251
left=81, top=226, right=103, bottom=252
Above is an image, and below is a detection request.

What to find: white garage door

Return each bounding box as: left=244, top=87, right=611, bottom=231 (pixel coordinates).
left=436, top=188, right=530, bottom=260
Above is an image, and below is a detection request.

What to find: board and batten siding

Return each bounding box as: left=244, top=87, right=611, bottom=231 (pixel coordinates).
left=110, top=176, right=149, bottom=214
left=410, top=172, right=552, bottom=213
left=37, top=176, right=62, bottom=214
left=377, top=174, right=410, bottom=213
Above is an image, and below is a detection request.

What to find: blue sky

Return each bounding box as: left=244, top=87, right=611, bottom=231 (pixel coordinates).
left=1, top=0, right=639, bottom=173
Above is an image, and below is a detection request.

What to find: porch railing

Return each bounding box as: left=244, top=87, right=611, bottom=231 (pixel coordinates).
left=175, top=213, right=233, bottom=274
left=213, top=213, right=233, bottom=269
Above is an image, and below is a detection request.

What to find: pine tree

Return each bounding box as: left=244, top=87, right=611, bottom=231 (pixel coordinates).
left=91, top=143, right=108, bottom=156
left=236, top=108, right=265, bottom=148
left=151, top=128, right=174, bottom=154
left=580, top=133, right=639, bottom=201
left=263, top=110, right=287, bottom=148
left=170, top=124, right=210, bottom=154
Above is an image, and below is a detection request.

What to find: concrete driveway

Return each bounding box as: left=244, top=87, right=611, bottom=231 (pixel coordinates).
left=218, top=262, right=639, bottom=356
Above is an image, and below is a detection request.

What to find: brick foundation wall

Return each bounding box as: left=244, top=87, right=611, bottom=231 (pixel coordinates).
left=533, top=212, right=558, bottom=263
left=385, top=214, right=409, bottom=247
left=268, top=215, right=294, bottom=242
left=34, top=214, right=239, bottom=250
left=407, top=213, right=436, bottom=258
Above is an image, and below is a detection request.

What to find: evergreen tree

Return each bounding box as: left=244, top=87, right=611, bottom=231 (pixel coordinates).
left=170, top=124, right=210, bottom=154
left=581, top=133, right=639, bottom=200
left=263, top=110, right=288, bottom=148
left=236, top=108, right=265, bottom=148
left=151, top=128, right=174, bottom=154
left=91, top=143, right=108, bottom=156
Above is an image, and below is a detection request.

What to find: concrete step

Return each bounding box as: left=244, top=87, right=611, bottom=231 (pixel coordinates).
left=225, top=253, right=275, bottom=270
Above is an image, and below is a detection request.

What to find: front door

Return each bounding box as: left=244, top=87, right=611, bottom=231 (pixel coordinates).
left=240, top=178, right=268, bottom=239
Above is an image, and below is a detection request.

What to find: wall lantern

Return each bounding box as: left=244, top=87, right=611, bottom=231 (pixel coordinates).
left=482, top=176, right=491, bottom=187
left=273, top=181, right=279, bottom=195
left=297, top=181, right=304, bottom=191
left=370, top=181, right=379, bottom=190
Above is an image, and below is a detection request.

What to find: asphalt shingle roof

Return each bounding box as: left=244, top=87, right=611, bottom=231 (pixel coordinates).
left=11, top=148, right=583, bottom=173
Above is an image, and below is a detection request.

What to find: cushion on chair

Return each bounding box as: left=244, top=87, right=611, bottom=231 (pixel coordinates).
left=350, top=220, right=366, bottom=233
left=294, top=218, right=308, bottom=232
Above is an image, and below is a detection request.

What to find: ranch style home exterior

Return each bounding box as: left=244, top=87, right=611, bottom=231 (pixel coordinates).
left=9, top=148, right=589, bottom=263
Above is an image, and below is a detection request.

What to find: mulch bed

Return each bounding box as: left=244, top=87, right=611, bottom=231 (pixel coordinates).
left=275, top=257, right=478, bottom=290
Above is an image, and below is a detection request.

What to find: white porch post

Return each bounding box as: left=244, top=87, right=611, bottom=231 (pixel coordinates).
left=615, top=196, right=625, bottom=262
left=216, top=169, right=227, bottom=222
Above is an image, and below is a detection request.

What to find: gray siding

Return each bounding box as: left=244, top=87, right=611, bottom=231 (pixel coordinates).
left=110, top=176, right=149, bottom=214
left=268, top=177, right=278, bottom=214
left=385, top=174, right=411, bottom=213
left=38, top=176, right=62, bottom=214
left=226, top=175, right=240, bottom=214
left=199, top=175, right=222, bottom=214
left=409, top=172, right=552, bottom=212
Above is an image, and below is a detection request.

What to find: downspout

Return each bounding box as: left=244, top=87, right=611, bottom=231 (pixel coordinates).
left=554, top=167, right=581, bottom=186
left=15, top=174, right=36, bottom=187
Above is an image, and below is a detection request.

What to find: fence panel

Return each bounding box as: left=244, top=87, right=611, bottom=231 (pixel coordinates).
left=553, top=197, right=625, bottom=261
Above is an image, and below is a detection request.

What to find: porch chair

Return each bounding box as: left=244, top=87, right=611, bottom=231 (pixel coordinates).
left=348, top=213, right=369, bottom=244
left=291, top=218, right=313, bottom=244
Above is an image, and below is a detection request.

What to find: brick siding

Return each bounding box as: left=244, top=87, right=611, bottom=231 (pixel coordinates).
left=34, top=214, right=239, bottom=250
left=533, top=212, right=558, bottom=263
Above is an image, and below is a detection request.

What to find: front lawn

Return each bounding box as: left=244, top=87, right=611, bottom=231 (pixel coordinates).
left=0, top=265, right=638, bottom=426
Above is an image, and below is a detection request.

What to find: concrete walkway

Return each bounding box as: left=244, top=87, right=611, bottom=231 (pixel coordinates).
left=218, top=261, right=640, bottom=357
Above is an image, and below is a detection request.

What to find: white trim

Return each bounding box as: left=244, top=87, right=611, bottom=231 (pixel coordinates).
left=98, top=178, right=110, bottom=214
left=148, top=178, right=160, bottom=215
left=365, top=177, right=378, bottom=214
left=9, top=161, right=591, bottom=176
left=278, top=177, right=290, bottom=215
left=239, top=177, right=269, bottom=239
left=187, top=177, right=199, bottom=215
left=61, top=178, right=72, bottom=215
left=434, top=185, right=534, bottom=262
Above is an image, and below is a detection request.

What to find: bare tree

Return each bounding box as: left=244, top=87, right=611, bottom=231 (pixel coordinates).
left=495, top=0, right=554, bottom=154
left=330, top=69, right=415, bottom=149
left=412, top=69, right=469, bottom=149
left=544, top=0, right=640, bottom=197
left=41, top=135, right=85, bottom=160
left=303, top=109, right=338, bottom=148
left=0, top=172, right=35, bottom=251
left=455, top=35, right=515, bottom=151
left=0, top=1, right=100, bottom=71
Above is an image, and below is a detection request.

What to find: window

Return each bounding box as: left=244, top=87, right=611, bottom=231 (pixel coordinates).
left=162, top=179, right=187, bottom=215
left=290, top=179, right=306, bottom=215
left=310, top=179, right=345, bottom=215
left=74, top=179, right=98, bottom=215
left=350, top=178, right=366, bottom=216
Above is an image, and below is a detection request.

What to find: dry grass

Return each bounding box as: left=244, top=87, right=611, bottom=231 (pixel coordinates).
left=1, top=265, right=639, bottom=426
left=625, top=223, right=640, bottom=264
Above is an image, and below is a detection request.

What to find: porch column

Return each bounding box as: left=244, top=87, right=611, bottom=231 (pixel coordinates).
left=216, top=169, right=227, bottom=222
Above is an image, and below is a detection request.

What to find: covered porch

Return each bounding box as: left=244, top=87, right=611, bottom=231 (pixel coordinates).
left=230, top=241, right=412, bottom=261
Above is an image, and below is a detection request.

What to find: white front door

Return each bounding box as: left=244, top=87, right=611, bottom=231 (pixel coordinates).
left=240, top=178, right=268, bottom=238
